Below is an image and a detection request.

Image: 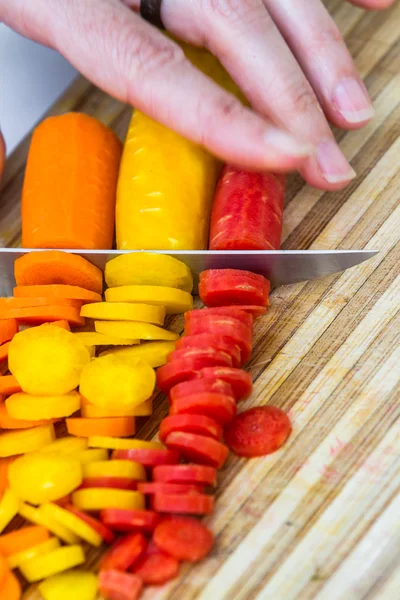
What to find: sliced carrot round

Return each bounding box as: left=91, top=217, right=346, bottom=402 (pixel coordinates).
left=112, top=448, right=179, bottom=468
left=170, top=392, right=236, bottom=425
left=0, top=319, right=18, bottom=346
left=132, top=547, right=179, bottom=585
left=0, top=526, right=49, bottom=557
left=0, top=297, right=82, bottom=310
left=0, top=569, right=21, bottom=600
left=153, top=516, right=214, bottom=561
left=159, top=414, right=222, bottom=443
left=100, top=508, right=160, bottom=533
left=65, top=505, right=115, bottom=544
left=99, top=570, right=142, bottom=600
left=14, top=251, right=103, bottom=294
left=79, top=477, right=138, bottom=491
left=14, top=284, right=102, bottom=303
left=153, top=465, right=217, bottom=486
left=224, top=406, right=292, bottom=457
left=0, top=403, right=53, bottom=430
left=67, top=417, right=136, bottom=438
left=100, top=532, right=147, bottom=571
left=2, top=306, right=85, bottom=327
left=165, top=432, right=229, bottom=469
left=0, top=376, right=22, bottom=396
left=152, top=493, right=214, bottom=515
left=137, top=482, right=204, bottom=495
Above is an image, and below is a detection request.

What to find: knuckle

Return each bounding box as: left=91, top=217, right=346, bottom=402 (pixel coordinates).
left=201, top=0, right=262, bottom=22
left=197, top=96, right=243, bottom=147
left=279, top=79, right=320, bottom=116
left=308, top=23, right=344, bottom=54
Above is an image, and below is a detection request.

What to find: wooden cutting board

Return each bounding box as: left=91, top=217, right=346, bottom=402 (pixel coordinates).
left=1, top=1, right=400, bottom=598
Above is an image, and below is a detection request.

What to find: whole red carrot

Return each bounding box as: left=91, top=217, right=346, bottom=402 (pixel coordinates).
left=209, top=167, right=285, bottom=250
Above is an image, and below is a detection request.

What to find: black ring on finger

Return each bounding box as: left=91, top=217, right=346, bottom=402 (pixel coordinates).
left=140, top=0, right=164, bottom=29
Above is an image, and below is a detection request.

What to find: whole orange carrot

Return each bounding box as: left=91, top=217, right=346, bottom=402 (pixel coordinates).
left=22, top=113, right=122, bottom=250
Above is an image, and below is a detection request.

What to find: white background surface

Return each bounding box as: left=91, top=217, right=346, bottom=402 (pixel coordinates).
left=0, top=25, right=77, bottom=155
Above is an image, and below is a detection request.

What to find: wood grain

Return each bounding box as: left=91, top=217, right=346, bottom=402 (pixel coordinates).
left=1, top=1, right=400, bottom=598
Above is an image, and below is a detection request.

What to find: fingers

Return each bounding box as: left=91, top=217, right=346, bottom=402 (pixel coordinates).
left=347, top=0, right=395, bottom=9
left=0, top=131, right=5, bottom=184
left=264, top=0, right=374, bottom=130
left=1, top=0, right=312, bottom=173
left=167, top=0, right=355, bottom=189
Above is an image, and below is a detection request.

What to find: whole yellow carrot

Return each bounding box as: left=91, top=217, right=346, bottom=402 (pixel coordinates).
left=116, top=43, right=243, bottom=251
left=22, top=113, right=122, bottom=250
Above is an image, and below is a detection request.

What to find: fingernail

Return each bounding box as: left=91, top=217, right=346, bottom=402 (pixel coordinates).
left=317, top=139, right=356, bottom=183
left=333, top=77, right=374, bottom=124
left=264, top=128, right=314, bottom=158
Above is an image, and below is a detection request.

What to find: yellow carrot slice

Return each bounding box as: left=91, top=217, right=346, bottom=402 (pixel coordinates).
left=105, top=285, right=193, bottom=314
left=0, top=424, right=56, bottom=457
left=19, top=544, right=85, bottom=582
left=0, top=490, right=20, bottom=534
left=81, top=397, right=152, bottom=418
left=8, top=537, right=60, bottom=570
left=38, top=570, right=98, bottom=600
left=9, top=325, right=90, bottom=395
left=79, top=355, right=155, bottom=411
left=81, top=302, right=166, bottom=325
left=83, top=460, right=146, bottom=481
left=39, top=437, right=88, bottom=455
left=99, top=340, right=175, bottom=368
left=6, top=391, right=80, bottom=421
left=40, top=504, right=102, bottom=547
left=73, top=332, right=139, bottom=346
left=105, top=253, right=193, bottom=293
left=19, top=503, right=79, bottom=544
left=88, top=436, right=162, bottom=450
left=72, top=488, right=145, bottom=511
left=95, top=320, right=178, bottom=342
left=8, top=452, right=82, bottom=505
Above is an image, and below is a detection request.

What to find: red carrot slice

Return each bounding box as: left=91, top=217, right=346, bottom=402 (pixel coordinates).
left=176, top=333, right=241, bottom=367
left=209, top=167, right=285, bottom=250
left=99, top=570, right=142, bottom=600
left=78, top=477, right=138, bottom=491
left=153, top=516, right=214, bottom=561
left=184, top=314, right=252, bottom=363
left=100, top=532, right=147, bottom=571
left=169, top=378, right=233, bottom=403
left=159, top=414, right=222, bottom=443
left=137, top=482, right=204, bottom=496
left=152, top=493, right=214, bottom=515
left=112, top=448, right=180, bottom=468
left=66, top=504, right=115, bottom=544
left=197, top=367, right=253, bottom=401
left=132, top=548, right=179, bottom=585
left=185, top=307, right=253, bottom=329
left=165, top=432, right=229, bottom=469
left=14, top=284, right=102, bottom=303
left=100, top=509, right=160, bottom=533
left=199, top=269, right=270, bottom=307
left=153, top=465, right=217, bottom=486
left=224, top=406, right=292, bottom=457
left=170, top=393, right=236, bottom=425
left=166, top=347, right=232, bottom=368
left=0, top=320, right=18, bottom=346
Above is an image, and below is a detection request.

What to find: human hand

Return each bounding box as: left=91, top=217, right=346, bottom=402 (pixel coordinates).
left=0, top=0, right=395, bottom=190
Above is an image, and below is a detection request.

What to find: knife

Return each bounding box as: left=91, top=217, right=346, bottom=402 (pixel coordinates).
left=0, top=248, right=377, bottom=295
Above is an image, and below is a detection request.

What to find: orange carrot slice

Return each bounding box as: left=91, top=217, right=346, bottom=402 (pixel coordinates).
left=0, top=343, right=10, bottom=363
left=14, top=284, right=102, bottom=303
left=0, top=297, right=82, bottom=311
left=0, top=569, right=21, bottom=600
left=0, top=377, right=22, bottom=396
left=0, top=320, right=18, bottom=346
left=14, top=251, right=103, bottom=295
left=0, top=526, right=50, bottom=556
left=0, top=404, right=54, bottom=429
left=21, top=113, right=122, bottom=250
left=66, top=417, right=136, bottom=438
left=0, top=457, right=16, bottom=495
left=0, top=306, right=85, bottom=327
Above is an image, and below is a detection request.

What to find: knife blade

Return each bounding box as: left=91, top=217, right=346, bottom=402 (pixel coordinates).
left=0, top=248, right=377, bottom=295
